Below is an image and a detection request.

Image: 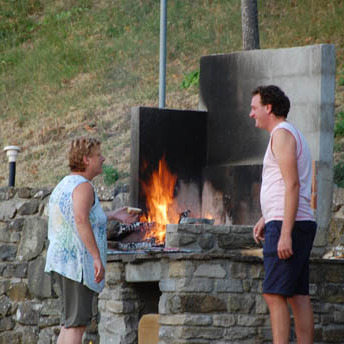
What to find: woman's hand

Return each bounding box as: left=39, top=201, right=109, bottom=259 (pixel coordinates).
left=93, top=257, right=105, bottom=283
left=253, top=216, right=265, bottom=244
left=107, top=206, right=139, bottom=224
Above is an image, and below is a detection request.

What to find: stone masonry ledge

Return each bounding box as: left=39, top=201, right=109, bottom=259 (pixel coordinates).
left=106, top=250, right=264, bottom=264
left=107, top=250, right=344, bottom=265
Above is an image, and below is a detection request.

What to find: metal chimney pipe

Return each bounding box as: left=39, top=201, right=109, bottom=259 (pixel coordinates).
left=3, top=146, right=21, bottom=187
left=159, top=0, right=167, bottom=108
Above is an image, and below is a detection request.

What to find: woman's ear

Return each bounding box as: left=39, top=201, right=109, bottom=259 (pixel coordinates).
left=83, top=155, right=89, bottom=166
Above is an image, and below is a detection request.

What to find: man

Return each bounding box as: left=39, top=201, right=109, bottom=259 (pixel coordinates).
left=250, top=85, right=317, bottom=344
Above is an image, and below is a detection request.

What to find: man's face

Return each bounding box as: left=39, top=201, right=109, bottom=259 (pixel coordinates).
left=249, top=94, right=269, bottom=129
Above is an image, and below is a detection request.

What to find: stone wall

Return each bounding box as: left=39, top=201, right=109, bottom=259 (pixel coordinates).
left=0, top=186, right=100, bottom=344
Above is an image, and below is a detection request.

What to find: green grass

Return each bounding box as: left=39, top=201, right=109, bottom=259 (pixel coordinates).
left=0, top=0, right=344, bottom=187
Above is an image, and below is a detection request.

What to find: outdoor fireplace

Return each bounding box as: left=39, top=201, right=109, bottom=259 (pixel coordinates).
left=128, top=106, right=262, bottom=248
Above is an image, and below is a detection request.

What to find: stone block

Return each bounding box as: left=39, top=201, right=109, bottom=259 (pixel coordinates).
left=194, top=263, right=226, bottom=278
left=175, top=277, right=214, bottom=293
left=0, top=223, right=9, bottom=242
left=255, top=295, right=268, bottom=314
left=198, top=233, right=216, bottom=250
left=0, top=295, right=11, bottom=316
left=21, top=326, right=40, bottom=344
left=3, top=262, right=27, bottom=278
left=168, top=261, right=194, bottom=278
left=0, top=200, right=19, bottom=221
left=158, top=325, right=182, bottom=341
left=324, top=264, right=344, bottom=283
left=18, top=199, right=39, bottom=215
left=105, top=262, right=125, bottom=284
left=106, top=300, right=135, bottom=314
left=16, top=302, right=41, bottom=325
left=38, top=316, right=60, bottom=329
left=212, top=314, right=236, bottom=327
left=0, top=187, right=16, bottom=201
left=28, top=256, right=54, bottom=299
left=0, top=332, right=21, bottom=344
left=7, top=282, right=28, bottom=301
left=9, top=218, right=25, bottom=231
left=169, top=294, right=227, bottom=314
left=159, top=315, right=186, bottom=326
left=237, top=314, right=266, bottom=326
left=33, top=188, right=52, bottom=200
left=230, top=262, right=248, bottom=279
left=0, top=244, right=17, bottom=260
left=40, top=299, right=61, bottom=317
left=224, top=326, right=258, bottom=340
left=319, top=284, right=344, bottom=303
left=0, top=317, right=15, bottom=331
left=0, top=280, right=10, bottom=295
left=334, top=310, right=344, bottom=323
left=180, top=326, right=224, bottom=340
left=112, top=192, right=129, bottom=210
left=322, top=325, right=344, bottom=342
left=218, top=232, right=255, bottom=250
left=183, top=314, right=212, bottom=326
left=215, top=278, right=243, bottom=293
left=125, top=261, right=162, bottom=282
left=18, top=187, right=32, bottom=199
left=38, top=327, right=59, bottom=344
left=248, top=263, right=264, bottom=279
left=159, top=279, right=176, bottom=292
left=228, top=294, right=255, bottom=314
left=17, top=217, right=47, bottom=261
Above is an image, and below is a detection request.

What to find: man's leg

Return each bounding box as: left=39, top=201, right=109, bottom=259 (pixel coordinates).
left=57, top=326, right=86, bottom=344
left=288, top=295, right=313, bottom=344
left=264, top=293, right=290, bottom=344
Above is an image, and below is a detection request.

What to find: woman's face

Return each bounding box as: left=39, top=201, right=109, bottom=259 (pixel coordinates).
left=86, top=146, right=105, bottom=178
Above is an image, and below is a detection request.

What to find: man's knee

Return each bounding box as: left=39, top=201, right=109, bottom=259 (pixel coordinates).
left=263, top=293, right=287, bottom=306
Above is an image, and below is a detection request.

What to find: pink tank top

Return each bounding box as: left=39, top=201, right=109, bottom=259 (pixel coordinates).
left=260, top=121, right=314, bottom=223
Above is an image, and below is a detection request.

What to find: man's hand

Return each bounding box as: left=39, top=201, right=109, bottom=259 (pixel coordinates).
left=253, top=216, right=265, bottom=244
left=277, top=233, right=293, bottom=259
left=93, top=257, right=105, bottom=283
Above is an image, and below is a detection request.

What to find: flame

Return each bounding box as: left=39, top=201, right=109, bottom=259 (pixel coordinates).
left=140, top=156, right=179, bottom=243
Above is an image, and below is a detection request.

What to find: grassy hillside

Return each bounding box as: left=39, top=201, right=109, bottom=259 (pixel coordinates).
left=1, top=0, right=344, bottom=188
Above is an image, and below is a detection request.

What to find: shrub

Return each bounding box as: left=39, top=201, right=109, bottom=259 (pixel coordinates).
left=102, top=164, right=120, bottom=186
left=334, top=161, right=344, bottom=188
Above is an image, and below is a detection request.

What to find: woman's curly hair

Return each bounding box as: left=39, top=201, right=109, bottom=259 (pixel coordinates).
left=68, top=137, right=101, bottom=172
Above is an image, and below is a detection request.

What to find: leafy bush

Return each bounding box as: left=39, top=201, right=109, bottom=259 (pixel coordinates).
left=180, top=70, right=200, bottom=89
left=335, top=111, right=344, bottom=137
left=334, top=161, right=344, bottom=188
left=102, top=164, right=120, bottom=186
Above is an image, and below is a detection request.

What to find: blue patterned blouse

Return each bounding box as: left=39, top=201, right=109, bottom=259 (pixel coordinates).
left=45, top=175, right=107, bottom=293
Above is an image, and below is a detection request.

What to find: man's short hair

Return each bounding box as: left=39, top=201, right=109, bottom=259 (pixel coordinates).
left=252, top=85, right=290, bottom=118
left=68, top=137, right=100, bottom=172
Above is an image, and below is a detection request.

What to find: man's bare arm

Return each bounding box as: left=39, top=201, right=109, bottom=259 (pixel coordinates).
left=272, top=129, right=300, bottom=260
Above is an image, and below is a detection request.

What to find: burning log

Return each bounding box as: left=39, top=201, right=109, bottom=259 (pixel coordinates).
left=118, top=237, right=164, bottom=251
left=107, top=221, right=155, bottom=241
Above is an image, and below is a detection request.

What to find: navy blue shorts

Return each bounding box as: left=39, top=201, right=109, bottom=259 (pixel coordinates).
left=263, top=220, right=317, bottom=297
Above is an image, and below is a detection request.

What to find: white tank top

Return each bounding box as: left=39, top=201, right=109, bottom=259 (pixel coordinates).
left=260, top=121, right=314, bottom=223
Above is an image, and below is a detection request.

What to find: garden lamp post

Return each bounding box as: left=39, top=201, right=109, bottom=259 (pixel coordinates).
left=3, top=146, right=21, bottom=187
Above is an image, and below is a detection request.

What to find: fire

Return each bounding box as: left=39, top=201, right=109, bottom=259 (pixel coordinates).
left=140, top=156, right=179, bottom=244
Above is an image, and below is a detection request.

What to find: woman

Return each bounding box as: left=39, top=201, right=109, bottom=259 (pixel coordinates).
left=45, top=137, right=137, bottom=344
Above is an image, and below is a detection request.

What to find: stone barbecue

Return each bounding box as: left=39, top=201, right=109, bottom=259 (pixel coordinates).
left=97, top=44, right=343, bottom=344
